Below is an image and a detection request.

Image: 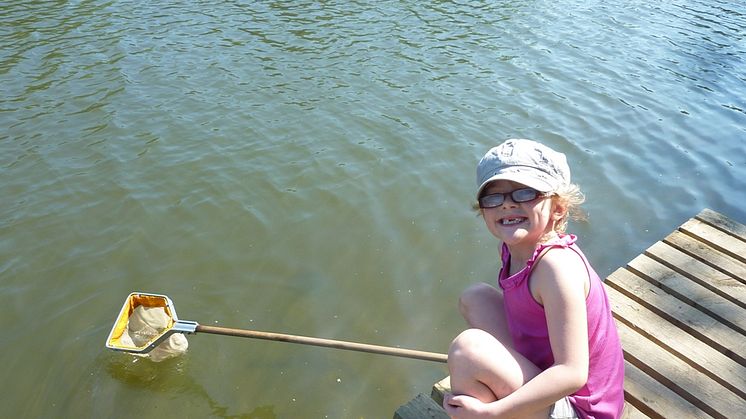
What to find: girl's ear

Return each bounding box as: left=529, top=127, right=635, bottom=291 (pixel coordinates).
left=551, top=196, right=568, bottom=221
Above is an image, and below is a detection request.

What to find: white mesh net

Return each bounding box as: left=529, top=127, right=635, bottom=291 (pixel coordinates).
left=118, top=305, right=189, bottom=362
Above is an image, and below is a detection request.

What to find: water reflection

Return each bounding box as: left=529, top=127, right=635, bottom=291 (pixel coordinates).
left=104, top=354, right=276, bottom=419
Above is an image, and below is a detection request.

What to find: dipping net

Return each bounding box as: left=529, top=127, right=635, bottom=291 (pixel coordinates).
left=106, top=293, right=188, bottom=362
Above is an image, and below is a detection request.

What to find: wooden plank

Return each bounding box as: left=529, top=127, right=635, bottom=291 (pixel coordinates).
left=394, top=393, right=449, bottom=419
left=620, top=400, right=650, bottom=419
left=607, top=285, right=746, bottom=399
left=431, top=376, right=450, bottom=407
left=646, top=239, right=746, bottom=308
left=616, top=320, right=742, bottom=419
left=626, top=254, right=746, bottom=334
left=663, top=230, right=746, bottom=287
left=696, top=208, right=746, bottom=239
left=606, top=268, right=746, bottom=366
left=680, top=219, right=746, bottom=264
left=622, top=360, right=710, bottom=419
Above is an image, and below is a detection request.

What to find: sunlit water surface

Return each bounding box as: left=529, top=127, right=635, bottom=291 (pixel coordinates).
left=1, top=1, right=744, bottom=417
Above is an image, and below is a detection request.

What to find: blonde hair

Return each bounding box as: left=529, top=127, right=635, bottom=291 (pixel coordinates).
left=551, top=183, right=586, bottom=233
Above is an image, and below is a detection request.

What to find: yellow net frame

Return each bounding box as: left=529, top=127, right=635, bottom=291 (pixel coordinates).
left=105, top=292, right=177, bottom=351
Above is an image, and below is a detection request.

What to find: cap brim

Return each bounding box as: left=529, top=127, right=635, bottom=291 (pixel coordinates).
left=476, top=173, right=555, bottom=199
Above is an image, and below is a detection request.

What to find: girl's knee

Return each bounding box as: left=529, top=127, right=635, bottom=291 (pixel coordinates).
left=458, top=282, right=495, bottom=316
left=448, top=328, right=499, bottom=360
left=447, top=329, right=520, bottom=400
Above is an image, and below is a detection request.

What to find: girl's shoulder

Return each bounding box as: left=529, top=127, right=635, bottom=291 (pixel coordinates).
left=530, top=234, right=581, bottom=271
left=533, top=245, right=585, bottom=277
left=530, top=245, right=589, bottom=300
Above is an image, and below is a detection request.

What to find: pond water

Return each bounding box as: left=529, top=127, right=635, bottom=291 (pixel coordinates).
left=1, top=0, right=744, bottom=417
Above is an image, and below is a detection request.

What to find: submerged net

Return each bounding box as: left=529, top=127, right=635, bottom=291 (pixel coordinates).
left=120, top=305, right=188, bottom=362
left=107, top=293, right=188, bottom=362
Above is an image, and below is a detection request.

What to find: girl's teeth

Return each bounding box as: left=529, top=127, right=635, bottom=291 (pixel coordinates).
left=502, top=218, right=523, bottom=225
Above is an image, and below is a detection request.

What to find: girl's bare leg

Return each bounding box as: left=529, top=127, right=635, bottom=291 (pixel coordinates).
left=459, top=282, right=513, bottom=344
left=449, top=283, right=551, bottom=417
left=448, top=328, right=542, bottom=400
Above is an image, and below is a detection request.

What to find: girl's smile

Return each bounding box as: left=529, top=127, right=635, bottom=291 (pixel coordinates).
left=499, top=216, right=527, bottom=226
left=480, top=180, right=558, bottom=259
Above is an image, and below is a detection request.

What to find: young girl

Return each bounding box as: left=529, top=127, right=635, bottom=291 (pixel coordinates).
left=444, top=139, right=624, bottom=419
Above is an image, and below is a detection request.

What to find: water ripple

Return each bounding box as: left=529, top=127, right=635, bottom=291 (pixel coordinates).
left=2, top=1, right=746, bottom=417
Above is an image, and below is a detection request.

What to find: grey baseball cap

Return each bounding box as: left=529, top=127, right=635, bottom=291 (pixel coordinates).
left=476, top=139, right=571, bottom=198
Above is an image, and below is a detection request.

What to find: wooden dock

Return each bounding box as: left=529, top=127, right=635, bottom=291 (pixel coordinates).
left=395, top=208, right=746, bottom=418
left=606, top=208, right=746, bottom=418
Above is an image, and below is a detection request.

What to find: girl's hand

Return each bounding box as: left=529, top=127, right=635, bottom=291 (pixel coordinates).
left=442, top=392, right=494, bottom=419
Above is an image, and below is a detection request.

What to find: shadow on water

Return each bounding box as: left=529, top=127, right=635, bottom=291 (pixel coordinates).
left=104, top=354, right=276, bottom=419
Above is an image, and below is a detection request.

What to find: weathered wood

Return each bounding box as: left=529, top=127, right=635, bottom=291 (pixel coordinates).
left=695, top=208, right=746, bottom=238
left=617, top=319, right=741, bottom=419
left=625, top=254, right=746, bottom=334
left=680, top=219, right=746, bottom=264
left=646, top=239, right=746, bottom=307
left=604, top=209, right=746, bottom=417
left=607, top=286, right=746, bottom=399
left=618, top=400, right=650, bottom=419
left=430, top=376, right=450, bottom=407
left=606, top=268, right=745, bottom=366
left=622, top=360, right=706, bottom=419
left=393, top=393, right=449, bottom=419
left=662, top=231, right=746, bottom=289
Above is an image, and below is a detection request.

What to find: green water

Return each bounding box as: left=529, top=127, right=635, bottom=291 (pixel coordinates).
left=2, top=1, right=745, bottom=417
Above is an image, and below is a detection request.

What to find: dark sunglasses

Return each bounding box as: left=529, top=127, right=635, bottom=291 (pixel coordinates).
left=478, top=188, right=545, bottom=208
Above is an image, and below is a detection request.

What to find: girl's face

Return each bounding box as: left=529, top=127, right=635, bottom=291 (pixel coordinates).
left=480, top=180, right=560, bottom=253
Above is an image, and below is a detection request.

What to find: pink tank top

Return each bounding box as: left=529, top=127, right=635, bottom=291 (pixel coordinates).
left=499, top=234, right=625, bottom=419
